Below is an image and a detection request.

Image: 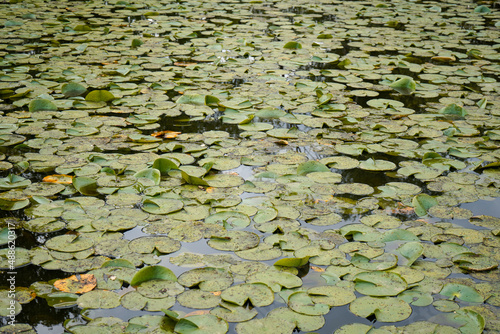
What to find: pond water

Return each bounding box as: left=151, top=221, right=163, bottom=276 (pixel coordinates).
left=0, top=0, right=499, bottom=333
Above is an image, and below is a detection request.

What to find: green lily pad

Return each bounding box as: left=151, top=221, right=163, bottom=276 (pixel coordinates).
left=246, top=268, right=302, bottom=292
left=349, top=296, right=412, bottom=322
left=297, top=161, right=330, bottom=175
left=130, top=265, right=177, bottom=286
left=288, top=291, right=330, bottom=316
left=45, top=292, right=79, bottom=308
left=45, top=235, right=94, bottom=253
left=29, top=99, right=57, bottom=112
left=128, top=236, right=181, bottom=254
left=177, top=289, right=221, bottom=309
left=389, top=77, right=416, bottom=95
left=358, top=159, right=396, bottom=171
left=412, top=194, right=438, bottom=217
left=0, top=174, right=31, bottom=190
left=176, top=94, right=220, bottom=106
left=134, top=168, right=161, bottom=186
left=208, top=231, right=260, bottom=251
left=205, top=211, right=251, bottom=228
left=76, top=290, right=120, bottom=309
left=221, top=283, right=274, bottom=307
left=439, top=104, right=467, bottom=117
left=452, top=253, right=498, bottom=271
left=142, top=198, right=184, bottom=214
left=308, top=285, right=356, bottom=306
left=174, top=314, right=228, bottom=334
left=440, top=283, right=484, bottom=303
left=177, top=267, right=233, bottom=291
left=397, top=290, right=433, bottom=307
left=62, top=83, right=87, bottom=97
left=210, top=301, right=258, bottom=323
left=73, top=177, right=98, bottom=196
left=284, top=41, right=302, bottom=49
left=396, top=241, right=424, bottom=266
left=354, top=271, right=408, bottom=296
left=235, top=315, right=296, bottom=334
left=435, top=309, right=485, bottom=334
left=85, top=90, right=115, bottom=102
left=351, top=253, right=398, bottom=271
left=0, top=298, right=21, bottom=317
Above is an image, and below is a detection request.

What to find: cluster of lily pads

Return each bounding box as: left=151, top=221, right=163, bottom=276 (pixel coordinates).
left=1, top=0, right=499, bottom=333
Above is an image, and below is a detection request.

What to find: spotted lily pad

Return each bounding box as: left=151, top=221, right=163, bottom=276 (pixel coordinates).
left=177, top=267, right=233, bottom=291
left=220, top=283, right=274, bottom=307
left=45, top=235, right=94, bottom=253
left=246, top=269, right=302, bottom=292
left=76, top=290, right=120, bottom=309
left=349, top=296, right=412, bottom=322
left=142, top=198, right=184, bottom=215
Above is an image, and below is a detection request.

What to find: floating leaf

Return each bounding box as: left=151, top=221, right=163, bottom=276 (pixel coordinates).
left=439, top=104, right=467, bottom=117
left=152, top=158, right=179, bottom=175
left=73, top=177, right=98, bottom=195
left=288, top=291, right=330, bottom=316
left=440, top=283, right=484, bottom=303
left=474, top=5, right=491, bottom=13
left=349, top=296, right=412, bottom=322
left=297, top=161, right=330, bottom=175
left=0, top=174, right=31, bottom=190
left=389, top=77, right=416, bottom=95
left=142, top=198, right=183, bottom=215
left=176, top=94, right=220, bottom=106
left=178, top=267, right=233, bottom=291
left=174, top=314, right=228, bottom=334
left=354, top=271, right=408, bottom=296
left=76, top=290, right=120, bottom=309
left=45, top=292, right=79, bottom=308
left=412, top=194, right=438, bottom=217
left=61, top=82, right=86, bottom=97
left=28, top=99, right=57, bottom=112
left=85, top=90, right=115, bottom=102
left=246, top=269, right=302, bottom=292
left=284, top=41, right=302, bottom=49
left=130, top=265, right=177, bottom=286
left=452, top=253, right=498, bottom=271
left=220, top=283, right=274, bottom=307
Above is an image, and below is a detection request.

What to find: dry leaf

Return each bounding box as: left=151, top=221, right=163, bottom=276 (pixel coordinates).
left=310, top=266, right=325, bottom=273
left=53, top=274, right=96, bottom=294
left=42, top=174, right=73, bottom=184
left=151, top=130, right=182, bottom=139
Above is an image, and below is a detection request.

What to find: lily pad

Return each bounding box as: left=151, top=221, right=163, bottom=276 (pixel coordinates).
left=177, top=267, right=233, bottom=291
left=174, top=314, right=228, bottom=334
left=353, top=271, right=408, bottom=296
left=220, top=283, right=274, bottom=307
left=130, top=265, right=177, bottom=286
left=76, top=290, right=120, bottom=309
left=85, top=90, right=115, bottom=102
left=440, top=283, right=484, bottom=303
left=29, top=99, right=57, bottom=112
left=349, top=296, right=412, bottom=322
